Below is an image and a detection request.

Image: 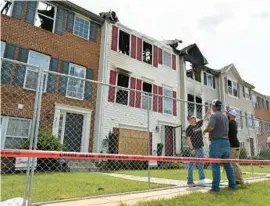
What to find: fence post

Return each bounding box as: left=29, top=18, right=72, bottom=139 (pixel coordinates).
left=147, top=94, right=151, bottom=190
left=23, top=66, right=42, bottom=206
left=27, top=68, right=44, bottom=206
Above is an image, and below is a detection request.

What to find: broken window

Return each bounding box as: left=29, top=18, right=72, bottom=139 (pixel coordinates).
left=187, top=94, right=202, bottom=119
left=116, top=73, right=129, bottom=105
left=118, top=30, right=130, bottom=55
left=196, top=97, right=202, bottom=119
left=74, top=16, right=90, bottom=39
left=1, top=0, right=12, bottom=15
left=143, top=42, right=152, bottom=65
left=35, top=1, right=56, bottom=32
left=142, top=82, right=152, bottom=110
left=194, top=69, right=201, bottom=82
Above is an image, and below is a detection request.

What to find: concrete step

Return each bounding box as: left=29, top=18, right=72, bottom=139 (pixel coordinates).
left=66, top=160, right=99, bottom=172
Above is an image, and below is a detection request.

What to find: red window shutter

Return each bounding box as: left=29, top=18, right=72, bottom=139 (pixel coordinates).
left=158, top=86, right=163, bottom=113
left=158, top=48, right=163, bottom=64
left=131, top=35, right=137, bottom=59
left=172, top=54, right=176, bottom=70
left=129, top=77, right=136, bottom=107
left=153, top=46, right=158, bottom=67
left=112, top=128, right=119, bottom=133
left=153, top=85, right=158, bottom=112
left=173, top=91, right=177, bottom=116
left=137, top=38, right=142, bottom=61
left=111, top=25, right=118, bottom=51
left=135, top=79, right=142, bottom=108
left=149, top=132, right=152, bottom=155
left=108, top=70, right=117, bottom=102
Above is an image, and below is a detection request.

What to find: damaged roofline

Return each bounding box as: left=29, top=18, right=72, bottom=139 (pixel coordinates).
left=54, top=0, right=104, bottom=25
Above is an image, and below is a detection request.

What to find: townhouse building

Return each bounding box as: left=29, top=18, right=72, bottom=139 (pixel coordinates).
left=179, top=44, right=257, bottom=156
left=94, top=13, right=182, bottom=156
left=1, top=0, right=103, bottom=153
left=252, top=90, right=270, bottom=151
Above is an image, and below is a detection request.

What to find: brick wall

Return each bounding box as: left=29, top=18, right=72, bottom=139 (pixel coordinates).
left=1, top=3, right=102, bottom=152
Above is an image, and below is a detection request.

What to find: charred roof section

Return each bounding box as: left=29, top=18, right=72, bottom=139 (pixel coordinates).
left=180, top=44, right=208, bottom=67
left=99, top=10, right=119, bottom=23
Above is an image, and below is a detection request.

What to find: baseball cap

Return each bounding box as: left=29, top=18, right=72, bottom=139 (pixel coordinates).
left=228, top=109, right=237, bottom=117
left=187, top=115, right=196, bottom=120
left=212, top=99, right=222, bottom=107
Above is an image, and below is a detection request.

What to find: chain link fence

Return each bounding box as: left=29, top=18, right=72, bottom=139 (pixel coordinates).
left=1, top=58, right=270, bottom=205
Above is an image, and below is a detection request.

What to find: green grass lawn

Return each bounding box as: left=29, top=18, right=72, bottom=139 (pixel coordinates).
left=122, top=181, right=270, bottom=206
left=1, top=172, right=167, bottom=203
left=117, top=165, right=269, bottom=181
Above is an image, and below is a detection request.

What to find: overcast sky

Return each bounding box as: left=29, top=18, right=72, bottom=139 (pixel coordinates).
left=72, top=0, right=270, bottom=95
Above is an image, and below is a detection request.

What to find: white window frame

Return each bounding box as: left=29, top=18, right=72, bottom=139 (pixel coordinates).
left=244, top=87, right=250, bottom=100
left=163, top=88, right=173, bottom=115
left=1, top=116, right=32, bottom=149
left=142, top=82, right=152, bottom=110
left=227, top=79, right=238, bottom=98
left=1, top=41, right=6, bottom=57
left=118, top=29, right=131, bottom=57
left=142, top=40, right=153, bottom=65
left=73, top=13, right=91, bottom=40
left=34, top=1, right=57, bottom=33
left=23, top=50, right=50, bottom=92
left=163, top=50, right=171, bottom=68
left=66, top=63, right=86, bottom=100
left=205, top=72, right=215, bottom=89
left=187, top=94, right=203, bottom=119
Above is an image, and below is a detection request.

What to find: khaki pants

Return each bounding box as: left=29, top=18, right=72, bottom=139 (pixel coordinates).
left=230, top=147, right=243, bottom=183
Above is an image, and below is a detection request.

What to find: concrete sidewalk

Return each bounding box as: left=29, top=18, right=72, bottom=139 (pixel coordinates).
left=43, top=178, right=269, bottom=206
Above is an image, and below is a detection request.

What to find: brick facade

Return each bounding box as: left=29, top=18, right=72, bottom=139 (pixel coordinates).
left=1, top=1, right=102, bottom=152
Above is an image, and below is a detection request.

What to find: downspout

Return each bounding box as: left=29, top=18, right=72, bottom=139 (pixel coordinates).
left=94, top=19, right=109, bottom=152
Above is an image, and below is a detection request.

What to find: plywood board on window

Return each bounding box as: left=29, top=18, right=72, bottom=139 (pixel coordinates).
left=118, top=128, right=148, bottom=155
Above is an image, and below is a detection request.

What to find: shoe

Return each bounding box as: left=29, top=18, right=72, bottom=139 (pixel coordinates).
left=197, top=179, right=211, bottom=185
left=209, top=188, right=220, bottom=192
left=187, top=182, right=195, bottom=186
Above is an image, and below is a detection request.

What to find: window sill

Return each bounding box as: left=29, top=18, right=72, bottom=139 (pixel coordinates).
left=203, top=85, right=216, bottom=91
left=66, top=95, right=84, bottom=101
left=228, top=94, right=239, bottom=99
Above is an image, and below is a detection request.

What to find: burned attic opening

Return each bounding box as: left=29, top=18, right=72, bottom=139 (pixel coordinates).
left=143, top=42, right=152, bottom=65
left=35, top=1, right=55, bottom=32
left=1, top=0, right=12, bottom=15
left=118, top=30, right=130, bottom=55
left=186, top=63, right=201, bottom=82
left=116, top=73, right=129, bottom=105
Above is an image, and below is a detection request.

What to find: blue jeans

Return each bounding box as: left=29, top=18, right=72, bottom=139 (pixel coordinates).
left=187, top=147, right=205, bottom=183
left=209, top=139, right=236, bottom=191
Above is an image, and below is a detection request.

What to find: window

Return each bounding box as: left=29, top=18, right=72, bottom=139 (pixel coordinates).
left=234, top=109, right=242, bottom=129
left=142, top=82, right=152, bottom=110
left=118, top=30, right=130, bottom=55
left=163, top=51, right=171, bottom=67
left=228, top=80, right=238, bottom=97
left=246, top=113, right=253, bottom=128
left=243, top=87, right=250, bottom=99
left=261, top=99, right=265, bottom=109
left=186, top=63, right=201, bottom=82
left=266, top=100, right=269, bottom=110
left=35, top=1, right=56, bottom=32
left=2, top=117, right=31, bottom=149
left=1, top=0, right=13, bottom=16
left=205, top=72, right=215, bottom=88
left=187, top=94, right=202, bottom=119
left=66, top=63, right=86, bottom=100
left=24, top=51, right=50, bottom=92
left=143, top=42, right=152, bottom=65
left=164, top=88, right=173, bottom=114
left=116, top=73, right=129, bottom=105
left=252, top=95, right=258, bottom=108
left=73, top=15, right=90, bottom=40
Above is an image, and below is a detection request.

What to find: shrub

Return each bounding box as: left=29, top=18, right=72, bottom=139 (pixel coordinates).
left=258, top=148, right=270, bottom=160
left=239, top=148, right=248, bottom=159
left=20, top=132, right=66, bottom=172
